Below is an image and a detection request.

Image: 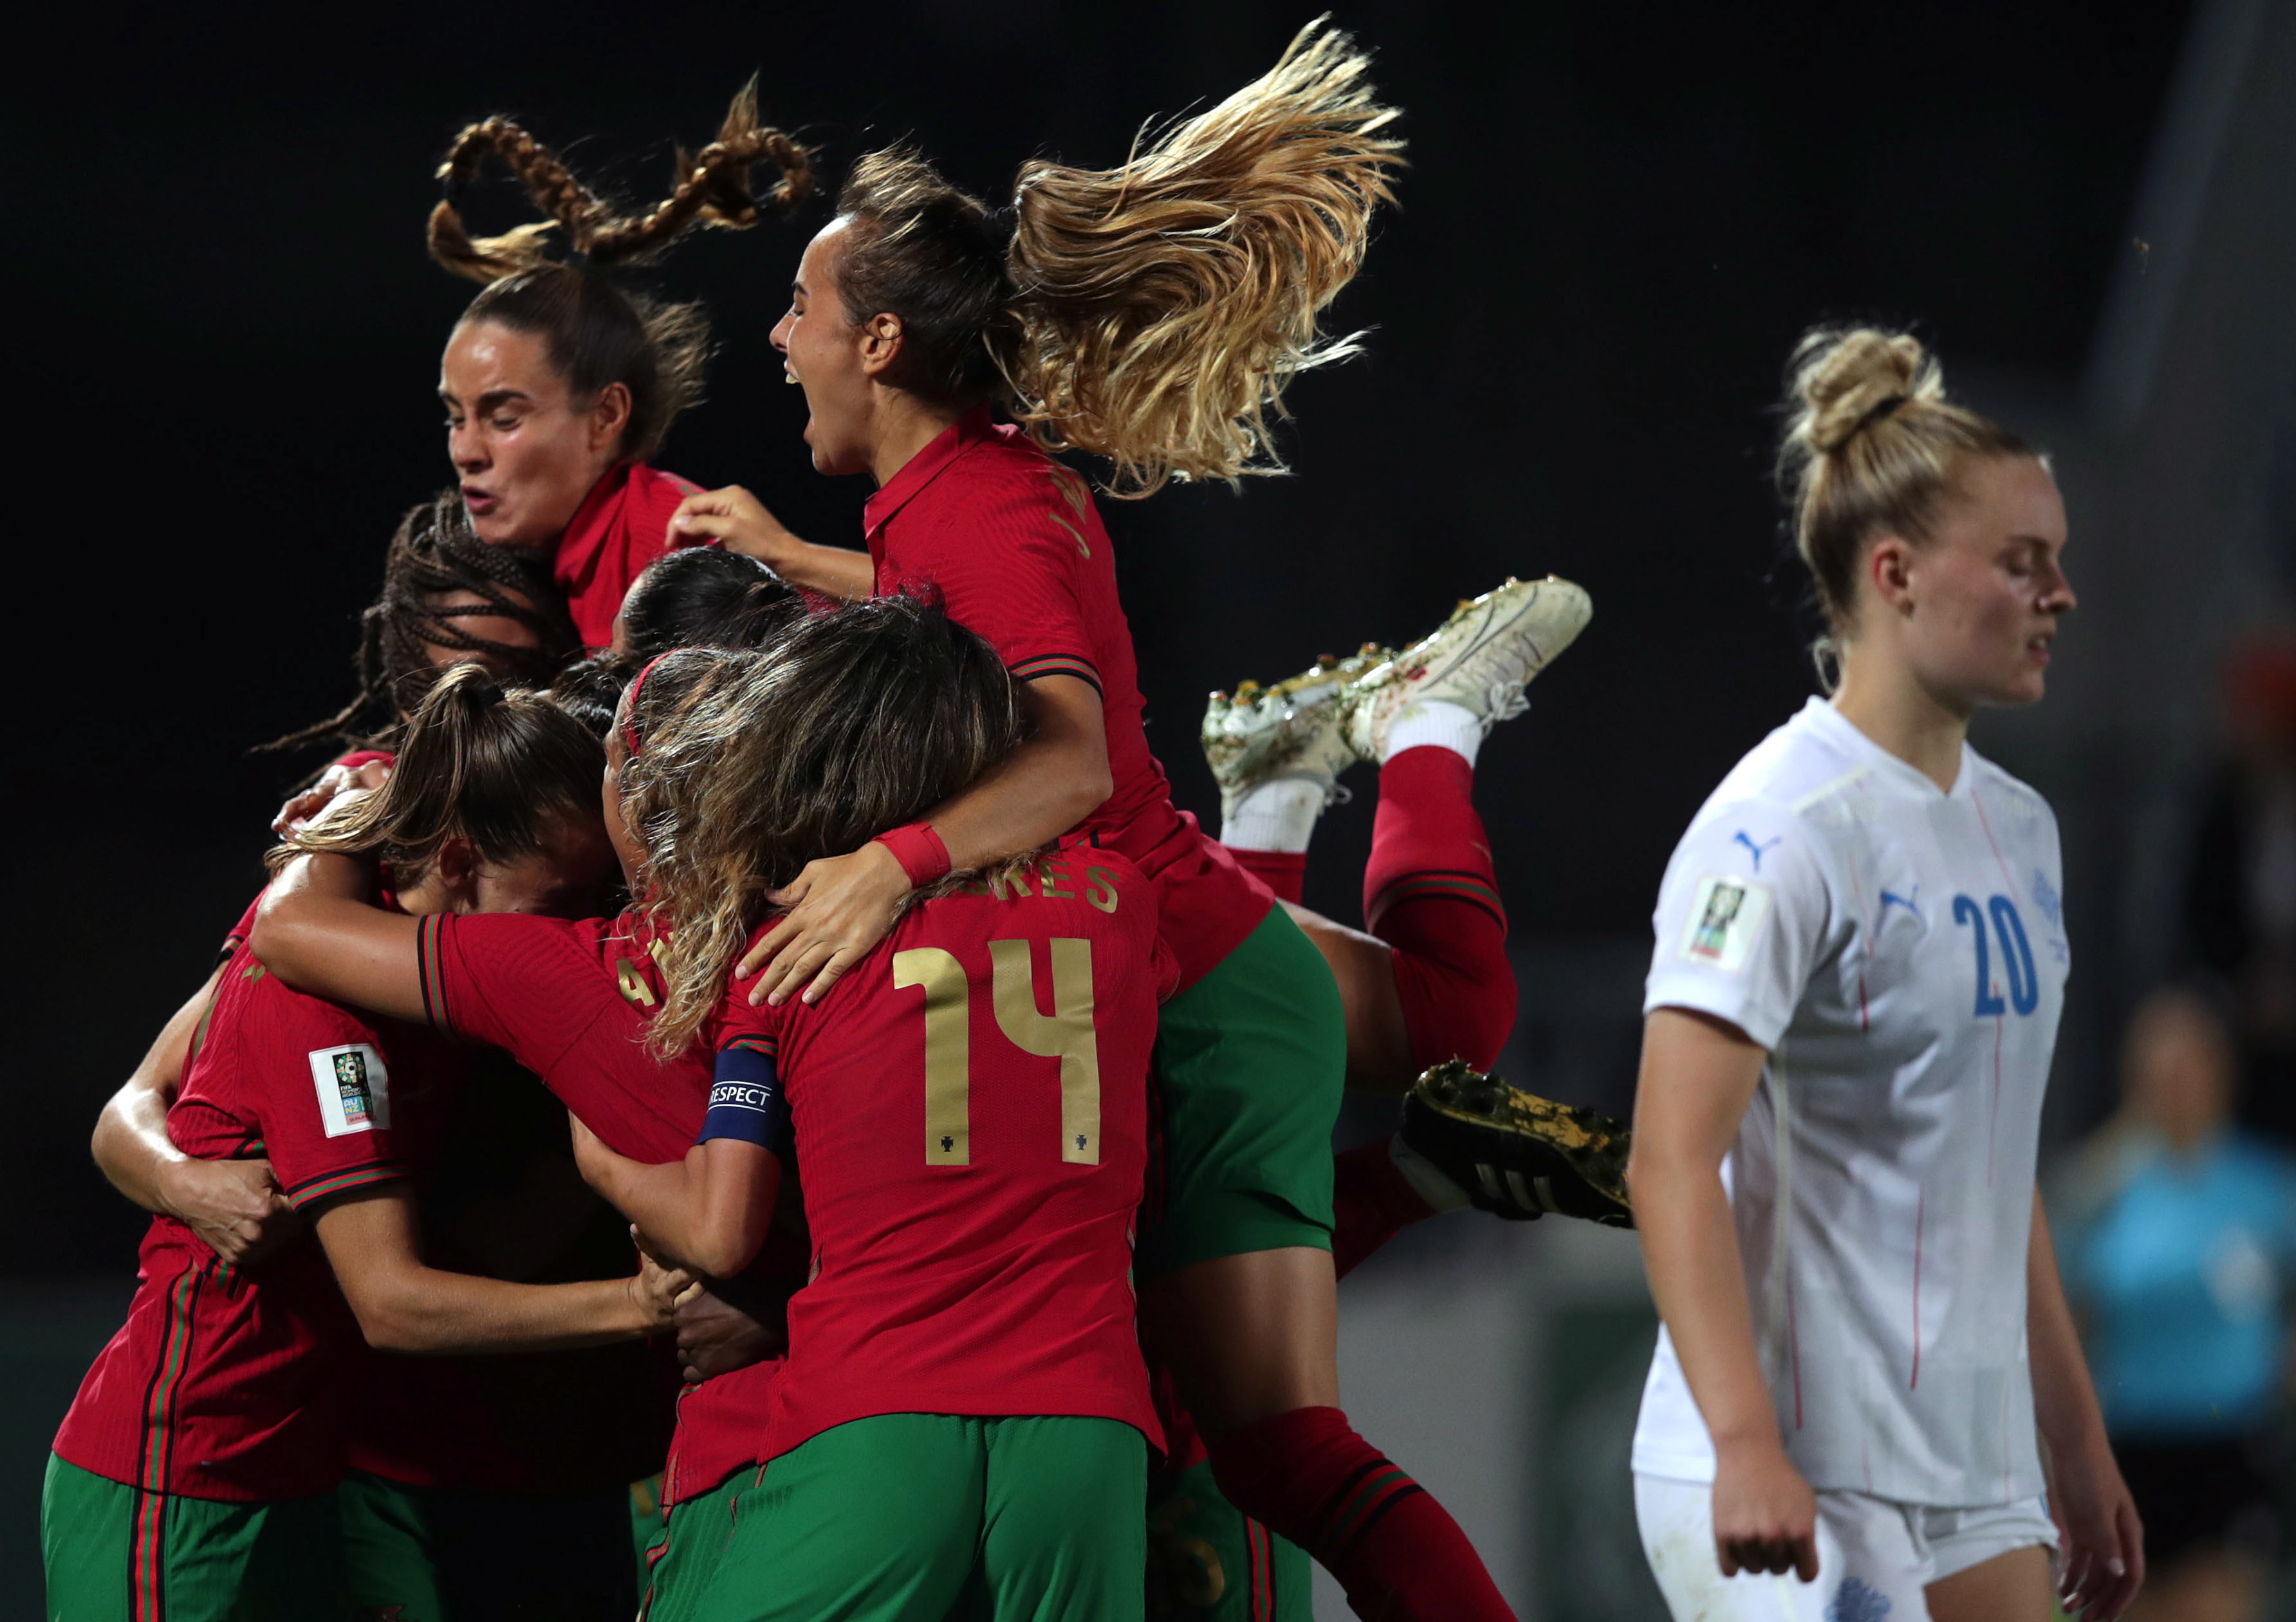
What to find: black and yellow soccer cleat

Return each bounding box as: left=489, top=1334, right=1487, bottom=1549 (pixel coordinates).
left=1399, top=1060, right=1634, bottom=1227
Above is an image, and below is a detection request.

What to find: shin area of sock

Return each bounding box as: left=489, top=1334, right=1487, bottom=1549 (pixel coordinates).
left=1203, top=1407, right=1517, bottom=1622
left=1329, top=1141, right=1437, bottom=1280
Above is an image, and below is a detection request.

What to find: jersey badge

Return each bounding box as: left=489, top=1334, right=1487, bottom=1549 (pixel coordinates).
left=2031, top=868, right=2064, bottom=929
left=309, top=1043, right=391, bottom=1137
left=1878, top=884, right=1921, bottom=922
left=1680, top=876, right=1772, bottom=973
left=1731, top=830, right=1782, bottom=871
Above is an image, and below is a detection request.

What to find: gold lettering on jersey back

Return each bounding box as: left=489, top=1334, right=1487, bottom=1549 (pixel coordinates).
left=1037, top=858, right=1075, bottom=900
left=616, top=960, right=658, bottom=1009
left=985, top=866, right=1033, bottom=901
left=1084, top=868, right=1120, bottom=914
left=893, top=947, right=970, bottom=1165
left=990, top=938, right=1102, bottom=1165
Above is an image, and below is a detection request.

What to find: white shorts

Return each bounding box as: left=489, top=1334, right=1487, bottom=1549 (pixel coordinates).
left=1634, top=1471, right=2058, bottom=1622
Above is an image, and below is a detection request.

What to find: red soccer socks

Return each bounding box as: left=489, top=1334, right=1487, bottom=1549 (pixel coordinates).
left=1204, top=1406, right=1516, bottom=1622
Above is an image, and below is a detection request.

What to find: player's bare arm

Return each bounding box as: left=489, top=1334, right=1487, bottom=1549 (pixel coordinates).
left=1629, top=1006, right=1820, bottom=1584
left=251, top=852, right=427, bottom=1023
left=666, top=484, right=874, bottom=601
left=2026, top=1191, right=2145, bottom=1619
left=569, top=1118, right=781, bottom=1281
left=741, top=673, right=1111, bottom=1006
left=311, top=1182, right=695, bottom=1355
left=91, top=965, right=301, bottom=1267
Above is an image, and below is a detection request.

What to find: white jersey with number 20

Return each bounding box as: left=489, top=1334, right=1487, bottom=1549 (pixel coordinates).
left=1631, top=697, right=2067, bottom=1507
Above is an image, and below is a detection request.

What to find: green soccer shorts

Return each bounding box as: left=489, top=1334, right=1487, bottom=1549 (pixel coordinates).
left=638, top=1467, right=746, bottom=1622
left=336, top=1468, right=634, bottom=1622
left=1147, top=1459, right=1312, bottom=1622
left=41, top=1451, right=344, bottom=1622
left=683, top=1413, right=1146, bottom=1622
left=1136, top=906, right=1346, bottom=1281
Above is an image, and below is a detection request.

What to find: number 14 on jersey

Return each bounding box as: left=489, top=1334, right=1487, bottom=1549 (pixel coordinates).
left=893, top=940, right=1102, bottom=1168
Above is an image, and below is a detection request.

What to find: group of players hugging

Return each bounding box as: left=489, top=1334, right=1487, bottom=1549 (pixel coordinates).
left=43, top=17, right=2151, bottom=1622
left=42, top=26, right=1627, bottom=1622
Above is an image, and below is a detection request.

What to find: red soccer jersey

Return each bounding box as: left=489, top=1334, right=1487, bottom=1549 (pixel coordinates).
left=54, top=900, right=452, bottom=1502
left=554, top=461, right=701, bottom=649
left=710, top=848, right=1170, bottom=1464
left=865, top=408, right=1272, bottom=993
left=412, top=908, right=809, bottom=1505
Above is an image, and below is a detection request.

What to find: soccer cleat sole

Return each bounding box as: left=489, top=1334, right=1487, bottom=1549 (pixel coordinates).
left=1401, top=1060, right=1634, bottom=1227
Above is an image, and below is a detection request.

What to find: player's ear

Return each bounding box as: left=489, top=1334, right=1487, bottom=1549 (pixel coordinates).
left=856, top=312, right=904, bottom=380
left=432, top=835, right=480, bottom=911
left=1866, top=534, right=1918, bottom=617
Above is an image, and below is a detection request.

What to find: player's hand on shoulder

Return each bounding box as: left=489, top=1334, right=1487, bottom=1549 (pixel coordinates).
left=741, top=840, right=911, bottom=1007
left=667, top=485, right=796, bottom=564
left=272, top=760, right=391, bottom=837
left=673, top=1283, right=789, bottom=1383
left=2050, top=1435, right=2143, bottom=1619
left=1710, top=1437, right=1819, bottom=1583
left=162, top=1157, right=301, bottom=1267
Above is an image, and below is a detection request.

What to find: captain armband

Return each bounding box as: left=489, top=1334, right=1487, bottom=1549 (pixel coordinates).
left=703, top=1039, right=793, bottom=1159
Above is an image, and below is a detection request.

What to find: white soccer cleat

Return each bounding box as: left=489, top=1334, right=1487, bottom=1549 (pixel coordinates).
left=1201, top=642, right=1390, bottom=825
left=1342, top=576, right=1591, bottom=760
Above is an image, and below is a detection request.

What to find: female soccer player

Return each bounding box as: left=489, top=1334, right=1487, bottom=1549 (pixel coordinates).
left=421, top=88, right=810, bottom=648
left=663, top=28, right=1524, bottom=1619
left=48, top=668, right=690, bottom=1622
left=1625, top=328, right=2142, bottom=1622
left=562, top=602, right=1162, bottom=1619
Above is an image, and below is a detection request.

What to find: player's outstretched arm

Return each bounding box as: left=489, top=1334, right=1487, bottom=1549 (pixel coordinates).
left=311, top=1184, right=694, bottom=1355
left=1629, top=1007, right=1820, bottom=1585
left=740, top=673, right=1112, bottom=1006
left=91, top=966, right=301, bottom=1267
left=667, top=485, right=875, bottom=601
left=2028, top=1191, right=2144, bottom=1619
left=570, top=1120, right=781, bottom=1282
left=251, top=853, right=426, bottom=1023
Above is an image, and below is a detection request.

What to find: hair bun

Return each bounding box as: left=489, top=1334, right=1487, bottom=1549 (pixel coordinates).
left=1788, top=327, right=1942, bottom=454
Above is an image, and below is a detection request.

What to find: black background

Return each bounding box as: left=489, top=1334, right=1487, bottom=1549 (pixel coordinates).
left=7, top=1, right=2190, bottom=1274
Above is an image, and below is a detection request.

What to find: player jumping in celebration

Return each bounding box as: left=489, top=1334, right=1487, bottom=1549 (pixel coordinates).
left=665, top=26, right=1526, bottom=1619
left=1626, top=328, right=2143, bottom=1621
left=421, top=88, right=810, bottom=648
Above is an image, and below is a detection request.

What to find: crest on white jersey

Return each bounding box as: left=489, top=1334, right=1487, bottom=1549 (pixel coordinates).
left=1679, top=876, right=1772, bottom=974
left=309, top=1043, right=391, bottom=1137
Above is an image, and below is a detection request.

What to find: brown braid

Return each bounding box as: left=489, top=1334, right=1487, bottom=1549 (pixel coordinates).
left=262, top=490, right=581, bottom=756
left=427, top=79, right=813, bottom=284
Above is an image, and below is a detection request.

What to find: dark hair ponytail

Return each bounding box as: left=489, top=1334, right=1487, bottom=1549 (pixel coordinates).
left=272, top=664, right=605, bottom=886
left=262, top=490, right=579, bottom=756
left=428, top=84, right=814, bottom=462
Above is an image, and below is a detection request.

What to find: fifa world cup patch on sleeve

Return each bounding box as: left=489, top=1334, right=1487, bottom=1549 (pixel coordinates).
left=1678, top=875, right=1773, bottom=974
left=309, top=1043, right=391, bottom=1137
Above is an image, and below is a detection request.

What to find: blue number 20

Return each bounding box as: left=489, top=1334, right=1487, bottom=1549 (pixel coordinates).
left=1952, top=894, right=2038, bottom=1018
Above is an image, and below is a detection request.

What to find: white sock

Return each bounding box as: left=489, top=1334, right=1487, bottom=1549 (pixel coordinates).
left=1220, top=778, right=1329, bottom=853
left=1382, top=699, right=1484, bottom=767
left=1388, top=1132, right=1472, bottom=1214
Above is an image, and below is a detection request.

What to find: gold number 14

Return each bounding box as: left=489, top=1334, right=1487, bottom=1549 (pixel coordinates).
left=892, top=939, right=1102, bottom=1168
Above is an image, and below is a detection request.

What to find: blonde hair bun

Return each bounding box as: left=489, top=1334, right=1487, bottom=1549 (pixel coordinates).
left=1788, top=327, right=1943, bottom=455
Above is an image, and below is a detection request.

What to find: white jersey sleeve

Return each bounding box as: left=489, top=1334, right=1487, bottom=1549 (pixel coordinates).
left=1643, top=798, right=1840, bottom=1050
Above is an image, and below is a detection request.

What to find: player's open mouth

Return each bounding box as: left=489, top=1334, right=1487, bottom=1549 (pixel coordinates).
left=2026, top=633, right=2053, bottom=664
left=783, top=362, right=801, bottom=387
left=461, top=485, right=499, bottom=516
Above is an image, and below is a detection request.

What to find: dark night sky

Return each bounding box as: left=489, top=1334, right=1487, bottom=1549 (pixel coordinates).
left=8, top=1, right=2190, bottom=1272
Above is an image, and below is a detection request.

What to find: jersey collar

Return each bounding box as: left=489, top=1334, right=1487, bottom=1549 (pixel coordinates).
left=1801, top=696, right=1975, bottom=800
left=863, top=404, right=997, bottom=545
left=559, top=460, right=637, bottom=563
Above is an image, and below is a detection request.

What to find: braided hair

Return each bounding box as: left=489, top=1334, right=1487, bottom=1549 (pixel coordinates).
left=264, top=491, right=582, bottom=755
left=429, top=82, right=815, bottom=461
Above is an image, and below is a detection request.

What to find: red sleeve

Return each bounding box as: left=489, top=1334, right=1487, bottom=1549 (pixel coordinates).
left=889, top=474, right=1101, bottom=694
left=234, top=991, right=414, bottom=1211
left=413, top=913, right=615, bottom=1076
left=333, top=750, right=396, bottom=772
